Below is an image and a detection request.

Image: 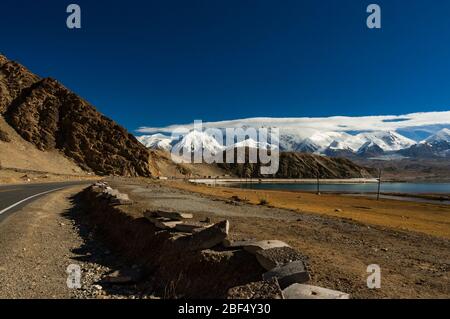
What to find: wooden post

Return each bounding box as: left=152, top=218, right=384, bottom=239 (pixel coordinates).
left=377, top=169, right=382, bottom=201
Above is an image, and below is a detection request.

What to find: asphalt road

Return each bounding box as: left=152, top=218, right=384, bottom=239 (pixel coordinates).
left=0, top=181, right=91, bottom=223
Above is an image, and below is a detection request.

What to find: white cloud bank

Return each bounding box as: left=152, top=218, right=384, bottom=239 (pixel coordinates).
left=136, top=111, right=450, bottom=136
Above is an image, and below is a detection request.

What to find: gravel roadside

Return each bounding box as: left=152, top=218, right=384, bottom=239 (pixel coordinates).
left=0, top=185, right=156, bottom=299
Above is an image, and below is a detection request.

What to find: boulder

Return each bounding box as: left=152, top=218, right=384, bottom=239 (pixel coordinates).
left=174, top=220, right=229, bottom=251
left=255, top=247, right=307, bottom=270
left=243, top=240, right=290, bottom=254
left=262, top=260, right=310, bottom=289
left=282, top=284, right=350, bottom=299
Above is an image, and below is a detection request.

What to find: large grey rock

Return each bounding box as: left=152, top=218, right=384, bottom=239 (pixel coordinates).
left=255, top=247, right=307, bottom=270
left=110, top=193, right=133, bottom=205
left=262, top=260, right=310, bottom=289
left=155, top=210, right=194, bottom=220
left=243, top=240, right=290, bottom=254
left=282, top=284, right=350, bottom=299
left=174, top=220, right=229, bottom=251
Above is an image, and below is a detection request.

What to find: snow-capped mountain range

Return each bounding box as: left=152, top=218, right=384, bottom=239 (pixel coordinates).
left=137, top=128, right=450, bottom=159
left=136, top=112, right=450, bottom=159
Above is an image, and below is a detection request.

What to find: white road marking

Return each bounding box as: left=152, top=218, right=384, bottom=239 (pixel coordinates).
left=0, top=187, right=66, bottom=215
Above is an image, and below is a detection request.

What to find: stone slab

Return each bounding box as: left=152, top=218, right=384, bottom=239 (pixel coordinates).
left=175, top=222, right=212, bottom=233
left=243, top=240, right=290, bottom=254
left=175, top=220, right=229, bottom=251
left=282, top=284, right=350, bottom=299
left=262, top=260, right=310, bottom=289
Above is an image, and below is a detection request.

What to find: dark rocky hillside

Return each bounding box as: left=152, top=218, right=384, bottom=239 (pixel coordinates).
left=218, top=149, right=374, bottom=178
left=0, top=54, right=151, bottom=177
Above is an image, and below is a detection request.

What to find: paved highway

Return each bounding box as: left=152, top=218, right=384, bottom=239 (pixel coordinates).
left=0, top=181, right=91, bottom=222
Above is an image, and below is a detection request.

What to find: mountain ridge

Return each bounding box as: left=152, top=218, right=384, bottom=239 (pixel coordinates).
left=0, top=54, right=152, bottom=177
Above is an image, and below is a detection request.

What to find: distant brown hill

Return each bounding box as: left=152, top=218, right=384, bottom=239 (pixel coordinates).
left=0, top=54, right=151, bottom=177
left=218, top=149, right=374, bottom=178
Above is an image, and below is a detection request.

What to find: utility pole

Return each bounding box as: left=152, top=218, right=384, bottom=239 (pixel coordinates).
left=316, top=171, right=321, bottom=195
left=377, top=169, right=382, bottom=201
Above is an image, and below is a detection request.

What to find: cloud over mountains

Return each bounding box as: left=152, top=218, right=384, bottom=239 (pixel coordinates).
left=136, top=111, right=450, bottom=138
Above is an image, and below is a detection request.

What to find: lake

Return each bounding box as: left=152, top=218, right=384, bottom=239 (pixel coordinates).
left=233, top=182, right=450, bottom=194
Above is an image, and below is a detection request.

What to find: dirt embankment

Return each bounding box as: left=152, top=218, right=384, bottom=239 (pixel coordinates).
left=78, top=185, right=267, bottom=298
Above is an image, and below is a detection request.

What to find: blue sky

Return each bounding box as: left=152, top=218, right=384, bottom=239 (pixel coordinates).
left=1, top=0, right=449, bottom=132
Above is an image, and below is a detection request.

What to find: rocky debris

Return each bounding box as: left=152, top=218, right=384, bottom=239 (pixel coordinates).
left=222, top=239, right=257, bottom=248
left=174, top=222, right=213, bottom=233
left=282, top=284, right=350, bottom=299
left=94, top=181, right=109, bottom=189
left=154, top=210, right=194, bottom=220
left=99, top=186, right=133, bottom=205
left=174, top=220, right=229, bottom=251
left=243, top=240, right=291, bottom=254
left=110, top=193, right=133, bottom=206
left=0, top=128, right=10, bottom=142
left=0, top=54, right=152, bottom=177
left=227, top=278, right=283, bottom=299
left=81, top=186, right=351, bottom=299
left=255, top=247, right=308, bottom=271
left=101, top=267, right=144, bottom=285
left=146, top=216, right=183, bottom=230
left=262, top=260, right=310, bottom=289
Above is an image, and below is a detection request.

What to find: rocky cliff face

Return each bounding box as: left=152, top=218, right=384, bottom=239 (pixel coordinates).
left=0, top=55, right=39, bottom=114
left=0, top=54, right=151, bottom=177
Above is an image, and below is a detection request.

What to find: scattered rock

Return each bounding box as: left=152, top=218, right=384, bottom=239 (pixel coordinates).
left=223, top=239, right=257, bottom=248
left=255, top=247, right=307, bottom=271
left=0, top=128, right=10, bottom=142
left=110, top=193, right=133, bottom=206
left=243, top=240, right=290, bottom=254
left=102, top=268, right=144, bottom=285
left=227, top=278, right=283, bottom=299
left=201, top=217, right=212, bottom=224
left=335, top=209, right=343, bottom=213
left=175, top=222, right=212, bottom=233
left=146, top=216, right=183, bottom=230
left=154, top=210, right=194, bottom=220
left=262, top=260, right=310, bottom=289
left=282, top=284, right=350, bottom=299
left=93, top=284, right=103, bottom=291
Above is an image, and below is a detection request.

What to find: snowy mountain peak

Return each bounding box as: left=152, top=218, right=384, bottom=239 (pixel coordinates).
left=171, top=130, right=224, bottom=155
left=424, top=128, right=450, bottom=143
left=357, top=131, right=416, bottom=151
left=137, top=134, right=172, bottom=151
